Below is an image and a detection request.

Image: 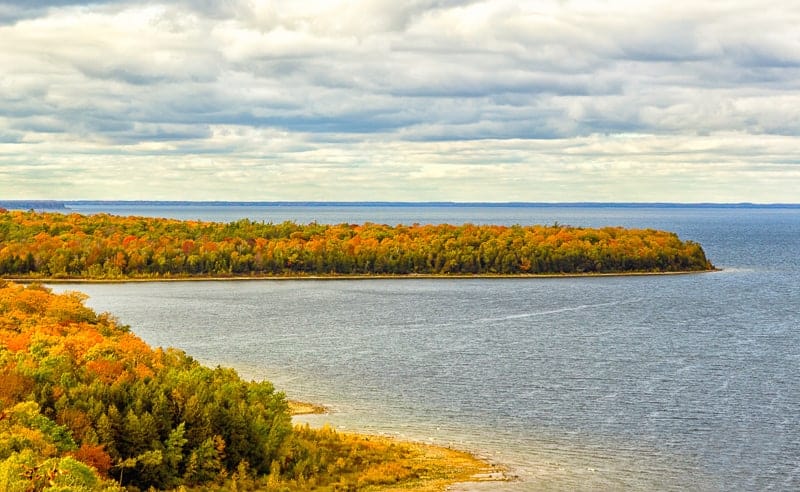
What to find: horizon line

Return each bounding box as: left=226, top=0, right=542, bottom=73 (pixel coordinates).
left=2, top=200, right=799, bottom=209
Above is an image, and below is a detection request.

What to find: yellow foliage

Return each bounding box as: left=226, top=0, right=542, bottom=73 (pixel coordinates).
left=0, top=281, right=502, bottom=492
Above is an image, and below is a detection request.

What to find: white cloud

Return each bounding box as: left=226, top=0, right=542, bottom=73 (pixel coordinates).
left=0, top=0, right=798, bottom=202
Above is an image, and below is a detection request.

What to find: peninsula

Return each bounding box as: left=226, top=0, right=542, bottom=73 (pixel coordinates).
left=0, top=281, right=503, bottom=490
left=0, top=210, right=714, bottom=280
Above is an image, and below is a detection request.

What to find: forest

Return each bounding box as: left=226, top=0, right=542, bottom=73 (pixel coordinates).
left=0, top=210, right=714, bottom=279
left=0, top=281, right=493, bottom=490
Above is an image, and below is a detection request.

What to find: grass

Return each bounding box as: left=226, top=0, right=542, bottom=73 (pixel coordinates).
left=284, top=403, right=508, bottom=490
left=288, top=400, right=328, bottom=416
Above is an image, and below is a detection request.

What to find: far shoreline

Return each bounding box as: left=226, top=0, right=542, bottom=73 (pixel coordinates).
left=5, top=269, right=719, bottom=284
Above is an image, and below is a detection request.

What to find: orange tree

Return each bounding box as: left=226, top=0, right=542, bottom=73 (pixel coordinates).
left=0, top=210, right=714, bottom=278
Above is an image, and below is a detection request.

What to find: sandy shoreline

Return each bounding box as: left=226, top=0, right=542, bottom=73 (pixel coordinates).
left=286, top=400, right=512, bottom=489
left=5, top=269, right=717, bottom=284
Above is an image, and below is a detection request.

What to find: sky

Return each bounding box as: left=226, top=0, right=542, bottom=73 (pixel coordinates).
left=1, top=0, right=799, bottom=203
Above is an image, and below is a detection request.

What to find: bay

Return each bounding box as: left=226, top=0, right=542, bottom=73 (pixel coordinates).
left=49, top=205, right=800, bottom=491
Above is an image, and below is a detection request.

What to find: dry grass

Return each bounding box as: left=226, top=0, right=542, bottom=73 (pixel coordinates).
left=329, top=432, right=508, bottom=492
left=288, top=400, right=328, bottom=416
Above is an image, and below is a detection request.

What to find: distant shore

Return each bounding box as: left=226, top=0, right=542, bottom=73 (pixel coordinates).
left=3, top=199, right=799, bottom=209
left=4, top=269, right=718, bottom=284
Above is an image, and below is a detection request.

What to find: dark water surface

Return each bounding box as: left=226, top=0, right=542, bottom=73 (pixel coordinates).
left=50, top=205, right=800, bottom=491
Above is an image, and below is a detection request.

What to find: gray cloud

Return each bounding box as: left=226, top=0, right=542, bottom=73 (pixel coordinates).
left=1, top=0, right=799, bottom=202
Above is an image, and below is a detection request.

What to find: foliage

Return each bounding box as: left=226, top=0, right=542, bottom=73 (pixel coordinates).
left=0, top=211, right=714, bottom=279
left=0, top=282, right=496, bottom=491
left=0, top=281, right=287, bottom=489
left=0, top=400, right=122, bottom=491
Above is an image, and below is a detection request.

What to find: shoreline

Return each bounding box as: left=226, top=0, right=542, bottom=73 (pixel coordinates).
left=286, top=400, right=512, bottom=490
left=5, top=269, right=718, bottom=284
left=288, top=399, right=329, bottom=416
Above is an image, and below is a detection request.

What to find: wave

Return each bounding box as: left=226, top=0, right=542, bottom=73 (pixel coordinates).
left=480, top=298, right=643, bottom=323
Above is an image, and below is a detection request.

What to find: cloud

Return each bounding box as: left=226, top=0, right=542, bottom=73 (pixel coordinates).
left=1, top=0, right=799, bottom=202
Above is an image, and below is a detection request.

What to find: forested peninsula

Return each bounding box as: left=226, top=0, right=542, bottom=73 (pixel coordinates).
left=0, top=281, right=498, bottom=490
left=0, top=210, right=713, bottom=279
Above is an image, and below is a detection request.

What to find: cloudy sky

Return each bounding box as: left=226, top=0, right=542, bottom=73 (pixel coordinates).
left=1, top=0, right=799, bottom=202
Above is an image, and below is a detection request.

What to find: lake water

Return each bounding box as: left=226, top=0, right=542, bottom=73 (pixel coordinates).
left=48, top=205, right=800, bottom=491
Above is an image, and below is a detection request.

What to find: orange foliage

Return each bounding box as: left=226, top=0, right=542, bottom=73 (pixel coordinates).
left=0, top=210, right=713, bottom=278
left=1, top=330, right=31, bottom=351
left=0, top=371, right=34, bottom=404
left=61, top=329, right=105, bottom=359
left=70, top=443, right=113, bottom=475
left=85, top=358, right=125, bottom=384
left=13, top=287, right=52, bottom=314
left=133, top=363, right=154, bottom=379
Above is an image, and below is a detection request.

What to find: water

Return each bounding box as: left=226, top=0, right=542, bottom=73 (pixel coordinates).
left=48, top=205, right=800, bottom=491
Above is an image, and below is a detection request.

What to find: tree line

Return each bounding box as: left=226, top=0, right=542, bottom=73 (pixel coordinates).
left=0, top=210, right=714, bottom=279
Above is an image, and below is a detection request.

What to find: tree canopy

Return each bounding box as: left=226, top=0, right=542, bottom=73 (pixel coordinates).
left=0, top=280, right=290, bottom=489
left=0, top=211, right=714, bottom=279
